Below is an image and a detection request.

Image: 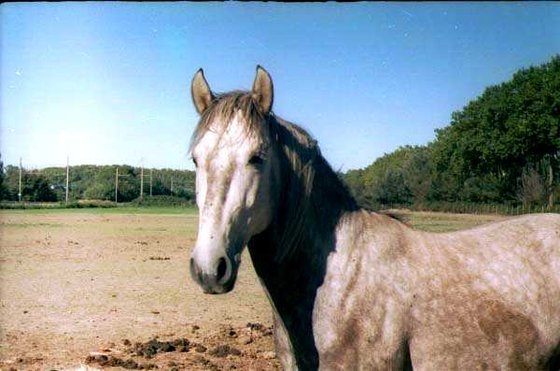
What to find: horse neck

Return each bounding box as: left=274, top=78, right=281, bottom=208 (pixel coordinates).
left=249, top=150, right=353, bottom=281
left=247, top=128, right=357, bottom=368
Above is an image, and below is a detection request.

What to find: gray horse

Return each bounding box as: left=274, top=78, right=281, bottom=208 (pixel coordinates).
left=188, top=66, right=560, bottom=370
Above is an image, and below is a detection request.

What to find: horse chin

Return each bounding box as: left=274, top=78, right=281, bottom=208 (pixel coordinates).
left=201, top=263, right=239, bottom=295
left=203, top=279, right=236, bottom=295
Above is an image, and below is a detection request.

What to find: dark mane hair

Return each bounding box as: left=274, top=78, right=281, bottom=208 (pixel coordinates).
left=190, top=90, right=358, bottom=263
left=269, top=116, right=358, bottom=262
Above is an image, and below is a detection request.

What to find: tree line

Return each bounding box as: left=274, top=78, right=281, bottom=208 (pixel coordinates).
left=0, top=162, right=195, bottom=204
left=343, top=55, right=560, bottom=210
left=1, top=56, right=559, bottom=210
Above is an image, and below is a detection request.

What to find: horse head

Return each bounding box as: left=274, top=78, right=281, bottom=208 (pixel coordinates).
left=189, top=66, right=280, bottom=294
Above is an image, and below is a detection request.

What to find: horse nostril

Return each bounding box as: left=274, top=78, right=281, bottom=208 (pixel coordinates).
left=216, top=257, right=227, bottom=281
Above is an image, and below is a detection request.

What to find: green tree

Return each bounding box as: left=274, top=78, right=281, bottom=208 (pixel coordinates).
left=0, top=162, right=196, bottom=204
left=374, top=168, right=411, bottom=205
left=0, top=155, right=7, bottom=200
left=2, top=165, right=19, bottom=201
left=83, top=166, right=118, bottom=201
left=20, top=172, right=58, bottom=202
left=344, top=145, right=429, bottom=207
left=344, top=169, right=367, bottom=206
left=432, top=55, right=560, bottom=204
left=401, top=146, right=433, bottom=206
left=344, top=56, right=560, bottom=208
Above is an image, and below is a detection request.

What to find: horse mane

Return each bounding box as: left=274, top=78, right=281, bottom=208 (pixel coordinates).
left=190, top=90, right=358, bottom=263
left=270, top=116, right=358, bottom=262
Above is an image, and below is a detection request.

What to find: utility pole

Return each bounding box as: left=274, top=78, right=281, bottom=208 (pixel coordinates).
left=140, top=165, right=144, bottom=200
left=170, top=177, right=174, bottom=196
left=150, top=169, right=153, bottom=197
left=65, top=156, right=70, bottom=204
left=115, top=167, right=119, bottom=203
left=548, top=161, right=554, bottom=209
left=18, top=157, right=22, bottom=202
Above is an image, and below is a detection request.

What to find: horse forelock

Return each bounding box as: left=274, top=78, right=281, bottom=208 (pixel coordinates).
left=189, top=91, right=267, bottom=153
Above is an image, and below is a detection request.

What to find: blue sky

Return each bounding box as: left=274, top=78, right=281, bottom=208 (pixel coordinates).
left=1, top=2, right=559, bottom=171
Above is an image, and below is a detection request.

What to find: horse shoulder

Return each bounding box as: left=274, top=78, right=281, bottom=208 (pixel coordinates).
left=313, top=211, right=416, bottom=369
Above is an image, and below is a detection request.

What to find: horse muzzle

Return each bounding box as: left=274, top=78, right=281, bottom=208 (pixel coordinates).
left=189, top=254, right=238, bottom=294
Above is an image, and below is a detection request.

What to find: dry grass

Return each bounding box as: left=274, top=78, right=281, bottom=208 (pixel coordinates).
left=388, top=209, right=506, bottom=233
left=0, top=210, right=271, bottom=370
left=0, top=208, right=506, bottom=369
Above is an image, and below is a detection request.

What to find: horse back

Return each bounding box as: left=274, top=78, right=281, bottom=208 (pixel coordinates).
left=315, top=212, right=560, bottom=370
left=408, top=213, right=560, bottom=370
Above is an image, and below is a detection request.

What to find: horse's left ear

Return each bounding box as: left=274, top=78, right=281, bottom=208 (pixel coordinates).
left=252, top=65, right=274, bottom=115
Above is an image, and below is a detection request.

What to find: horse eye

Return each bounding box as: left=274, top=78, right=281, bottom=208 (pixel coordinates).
left=192, top=157, right=198, bottom=167
left=248, top=155, right=264, bottom=166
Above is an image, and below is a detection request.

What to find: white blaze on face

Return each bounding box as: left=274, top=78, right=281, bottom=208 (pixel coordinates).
left=191, top=111, right=274, bottom=275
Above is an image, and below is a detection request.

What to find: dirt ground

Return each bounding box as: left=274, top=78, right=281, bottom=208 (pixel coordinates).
left=0, top=209, right=504, bottom=370
left=0, top=211, right=278, bottom=370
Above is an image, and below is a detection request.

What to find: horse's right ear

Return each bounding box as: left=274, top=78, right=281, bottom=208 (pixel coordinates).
left=191, top=68, right=215, bottom=115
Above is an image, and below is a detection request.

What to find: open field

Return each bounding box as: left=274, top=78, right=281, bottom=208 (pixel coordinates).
left=0, top=208, right=508, bottom=370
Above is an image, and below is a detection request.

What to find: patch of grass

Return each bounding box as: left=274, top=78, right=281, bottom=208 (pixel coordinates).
left=388, top=209, right=504, bottom=233
left=129, top=195, right=195, bottom=208
left=0, top=207, right=502, bottom=233
left=97, top=206, right=198, bottom=215
left=0, top=206, right=198, bottom=216
left=0, top=200, right=116, bottom=210
left=0, top=222, right=63, bottom=228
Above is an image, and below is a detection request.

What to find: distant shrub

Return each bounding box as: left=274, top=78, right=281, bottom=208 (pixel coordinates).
left=0, top=202, right=62, bottom=209
left=130, top=195, right=194, bottom=207
left=66, top=200, right=117, bottom=209
left=0, top=200, right=117, bottom=209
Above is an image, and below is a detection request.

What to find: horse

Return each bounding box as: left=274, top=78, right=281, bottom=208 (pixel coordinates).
left=187, top=66, right=560, bottom=370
